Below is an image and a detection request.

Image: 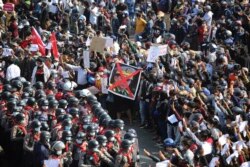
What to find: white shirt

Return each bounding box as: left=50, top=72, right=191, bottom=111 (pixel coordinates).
left=203, top=11, right=213, bottom=27
left=6, top=64, right=21, bottom=81
left=65, top=64, right=88, bottom=85
left=89, top=6, right=99, bottom=25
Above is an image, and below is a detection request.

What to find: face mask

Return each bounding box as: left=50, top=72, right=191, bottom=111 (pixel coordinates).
left=65, top=137, right=72, bottom=141
left=65, top=126, right=72, bottom=131
left=34, top=127, right=41, bottom=132
left=42, top=106, right=48, bottom=110
left=89, top=132, right=95, bottom=136
left=110, top=137, right=115, bottom=142
left=54, top=62, right=59, bottom=66
left=56, top=150, right=62, bottom=155
left=102, top=143, right=107, bottom=147
left=76, top=139, right=82, bottom=144
left=46, top=138, right=50, bottom=143
left=131, top=138, right=135, bottom=143
left=93, top=148, right=98, bottom=152
left=120, top=127, right=124, bottom=130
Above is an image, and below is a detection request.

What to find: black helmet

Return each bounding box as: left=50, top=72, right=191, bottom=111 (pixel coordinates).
left=124, top=132, right=137, bottom=142
left=97, top=110, right=108, bottom=118
left=47, top=81, right=56, bottom=90
left=55, top=108, right=66, bottom=117
left=23, top=81, right=31, bottom=88
left=7, top=99, right=17, bottom=110
left=40, top=131, right=51, bottom=143
left=63, top=114, right=73, bottom=121
left=51, top=141, right=65, bottom=154
left=11, top=80, right=23, bottom=91
left=90, top=101, right=101, bottom=108
left=104, top=130, right=115, bottom=141
left=34, top=111, right=42, bottom=119
left=92, top=103, right=102, bottom=112
left=41, top=122, right=50, bottom=131
left=62, top=119, right=72, bottom=127
left=3, top=84, right=12, bottom=92
left=99, top=113, right=111, bottom=123
left=76, top=132, right=86, bottom=140
left=114, top=119, right=125, bottom=129
left=108, top=120, right=115, bottom=129
left=82, top=115, right=92, bottom=125
left=15, top=113, right=25, bottom=123
left=23, top=87, right=34, bottom=97
left=100, top=118, right=112, bottom=127
left=34, top=81, right=44, bottom=90
left=68, top=97, right=79, bottom=106
left=49, top=100, right=59, bottom=108
left=87, top=125, right=96, bottom=136
left=69, top=107, right=79, bottom=117
left=93, top=107, right=105, bottom=116
left=96, top=135, right=107, bottom=145
left=57, top=115, right=65, bottom=123
left=75, top=90, right=89, bottom=98
left=35, top=90, right=46, bottom=100
left=120, top=139, right=132, bottom=149
left=1, top=91, right=11, bottom=100
left=40, top=99, right=49, bottom=107
left=17, top=100, right=26, bottom=107
left=27, top=97, right=36, bottom=106
left=31, top=120, right=41, bottom=129
left=87, top=95, right=97, bottom=104
left=127, top=129, right=137, bottom=137
left=22, top=92, right=30, bottom=99
left=47, top=95, right=56, bottom=101
left=88, top=140, right=99, bottom=150
left=62, top=130, right=72, bottom=141
left=59, top=99, right=68, bottom=108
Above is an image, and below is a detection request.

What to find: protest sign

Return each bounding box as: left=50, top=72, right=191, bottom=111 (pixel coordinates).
left=83, top=50, right=90, bottom=68
left=104, top=37, right=113, bottom=47
left=147, top=44, right=168, bottom=62
left=90, top=37, right=106, bottom=53
left=108, top=63, right=142, bottom=100
left=101, top=77, right=108, bottom=94
left=3, top=3, right=14, bottom=12
left=3, top=48, right=13, bottom=57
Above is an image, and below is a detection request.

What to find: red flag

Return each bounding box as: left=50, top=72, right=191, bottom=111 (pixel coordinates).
left=50, top=32, right=59, bottom=60
left=20, top=39, right=31, bottom=49
left=31, top=27, right=46, bottom=56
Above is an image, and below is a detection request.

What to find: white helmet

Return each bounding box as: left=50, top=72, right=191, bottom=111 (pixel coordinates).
left=63, top=81, right=77, bottom=91
left=82, top=89, right=91, bottom=97
left=226, top=30, right=232, bottom=37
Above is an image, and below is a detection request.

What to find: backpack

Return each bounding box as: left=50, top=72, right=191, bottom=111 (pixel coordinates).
left=158, top=0, right=172, bottom=13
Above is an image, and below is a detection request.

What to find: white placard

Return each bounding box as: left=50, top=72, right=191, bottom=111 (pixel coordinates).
left=29, top=44, right=39, bottom=52
left=218, top=134, right=229, bottom=146
left=239, top=121, right=248, bottom=133
left=209, top=157, right=219, bottom=167
left=83, top=50, right=90, bottom=68
left=167, top=114, right=178, bottom=124
left=44, top=159, right=60, bottom=167
left=104, top=37, right=113, bottom=47
left=156, top=160, right=169, bottom=167
left=101, top=77, right=108, bottom=94
left=86, top=36, right=92, bottom=46
left=2, top=48, right=13, bottom=56
left=147, top=46, right=159, bottom=62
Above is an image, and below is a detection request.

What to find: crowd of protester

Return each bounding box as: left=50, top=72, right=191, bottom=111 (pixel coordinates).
left=0, top=0, right=250, bottom=166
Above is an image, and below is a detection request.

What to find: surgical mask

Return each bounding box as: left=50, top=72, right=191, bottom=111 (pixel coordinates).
left=102, top=143, right=107, bottom=147
left=89, top=132, right=95, bottom=136
left=56, top=150, right=62, bottom=155
left=110, top=137, right=115, bottom=142
left=65, top=137, right=72, bottom=141
left=93, top=148, right=98, bottom=152
left=120, top=127, right=124, bottom=130
left=54, top=62, right=59, bottom=66
left=76, top=139, right=82, bottom=144
left=65, top=126, right=72, bottom=131
left=42, top=106, right=48, bottom=110
left=34, top=127, right=41, bottom=132
left=131, top=138, right=135, bottom=143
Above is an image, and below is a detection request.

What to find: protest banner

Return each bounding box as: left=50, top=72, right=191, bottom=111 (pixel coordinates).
left=147, top=44, right=167, bottom=62
left=3, top=3, right=14, bottom=12
left=104, top=37, right=113, bottom=47
left=90, top=37, right=106, bottom=53
left=108, top=63, right=142, bottom=100
left=83, top=50, right=90, bottom=68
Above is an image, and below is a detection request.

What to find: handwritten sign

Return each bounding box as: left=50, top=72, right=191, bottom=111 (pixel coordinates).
left=2, top=48, right=13, bottom=57
left=147, top=44, right=168, bottom=62
left=90, top=37, right=106, bottom=53
left=83, top=50, right=90, bottom=68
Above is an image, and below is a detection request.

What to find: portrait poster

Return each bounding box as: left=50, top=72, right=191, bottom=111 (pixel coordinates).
left=108, top=63, right=142, bottom=100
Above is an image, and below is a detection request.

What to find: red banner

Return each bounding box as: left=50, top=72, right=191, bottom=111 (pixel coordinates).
left=50, top=32, right=59, bottom=60
left=31, top=27, right=46, bottom=56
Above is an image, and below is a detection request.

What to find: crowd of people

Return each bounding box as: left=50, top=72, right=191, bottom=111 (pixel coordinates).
left=0, top=0, right=250, bottom=166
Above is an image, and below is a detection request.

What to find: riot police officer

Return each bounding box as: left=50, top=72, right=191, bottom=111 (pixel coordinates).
left=115, top=139, right=133, bottom=167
